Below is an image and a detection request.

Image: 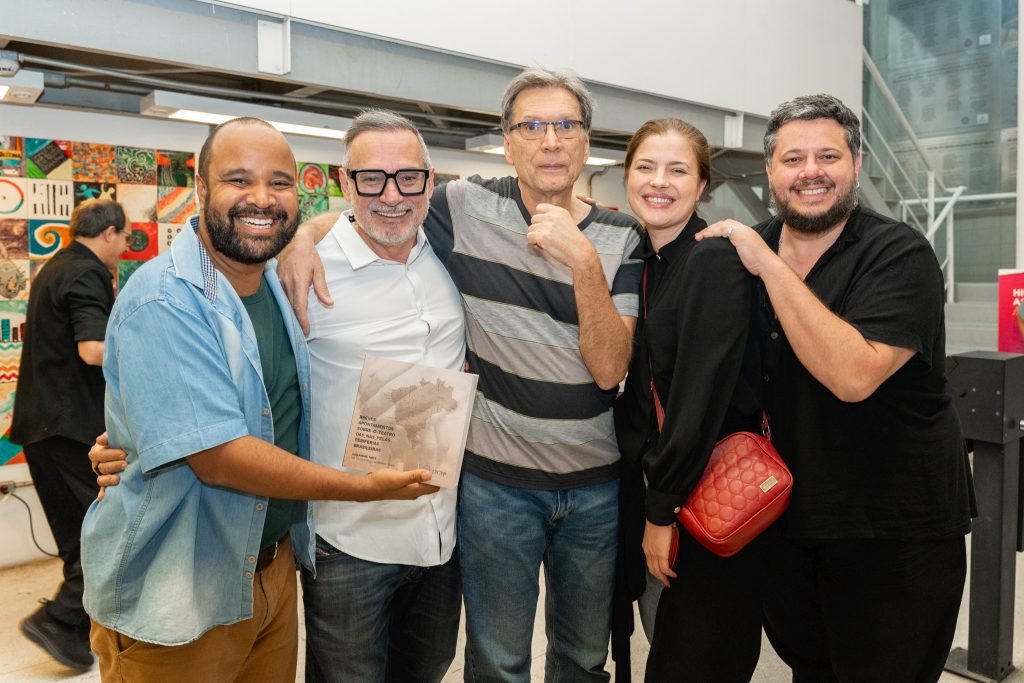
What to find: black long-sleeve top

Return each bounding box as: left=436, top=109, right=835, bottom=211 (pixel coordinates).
left=614, top=213, right=763, bottom=526
left=610, top=213, right=764, bottom=679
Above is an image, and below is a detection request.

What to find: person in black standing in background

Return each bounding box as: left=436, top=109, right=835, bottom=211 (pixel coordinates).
left=11, top=198, right=129, bottom=671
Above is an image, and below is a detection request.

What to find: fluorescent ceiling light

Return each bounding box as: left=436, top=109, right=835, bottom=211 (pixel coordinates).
left=465, top=132, right=623, bottom=167
left=141, top=90, right=349, bottom=141
left=0, top=69, right=45, bottom=104
left=584, top=154, right=621, bottom=167
left=465, top=133, right=504, bottom=154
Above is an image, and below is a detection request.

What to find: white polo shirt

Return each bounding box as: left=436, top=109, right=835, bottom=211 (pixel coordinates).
left=307, top=211, right=465, bottom=566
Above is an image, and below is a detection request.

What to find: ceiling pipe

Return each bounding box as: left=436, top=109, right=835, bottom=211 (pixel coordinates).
left=21, top=52, right=500, bottom=129
left=16, top=51, right=628, bottom=149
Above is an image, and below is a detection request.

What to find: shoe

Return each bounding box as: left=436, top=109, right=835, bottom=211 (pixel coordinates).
left=20, top=602, right=94, bottom=670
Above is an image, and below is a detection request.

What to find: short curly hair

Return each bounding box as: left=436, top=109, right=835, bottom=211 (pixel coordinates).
left=763, top=94, right=861, bottom=162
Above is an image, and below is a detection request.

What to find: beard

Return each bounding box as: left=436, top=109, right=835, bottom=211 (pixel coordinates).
left=204, top=203, right=299, bottom=264
left=355, top=202, right=424, bottom=248
left=771, top=179, right=858, bottom=235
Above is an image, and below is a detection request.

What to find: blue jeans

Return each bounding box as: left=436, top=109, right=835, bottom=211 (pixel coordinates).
left=458, top=471, right=618, bottom=683
left=300, top=536, right=461, bottom=683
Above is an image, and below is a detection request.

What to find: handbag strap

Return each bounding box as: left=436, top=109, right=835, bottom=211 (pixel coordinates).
left=642, top=263, right=667, bottom=432
left=643, top=262, right=771, bottom=441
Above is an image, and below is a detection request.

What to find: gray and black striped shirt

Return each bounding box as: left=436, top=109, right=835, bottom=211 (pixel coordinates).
left=427, top=176, right=643, bottom=490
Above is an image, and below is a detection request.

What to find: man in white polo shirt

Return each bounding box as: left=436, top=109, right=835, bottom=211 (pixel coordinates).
left=301, top=109, right=465, bottom=683
left=88, top=110, right=463, bottom=682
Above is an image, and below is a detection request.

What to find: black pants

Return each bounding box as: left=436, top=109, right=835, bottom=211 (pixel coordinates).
left=23, top=436, right=99, bottom=628
left=645, top=527, right=770, bottom=682
left=762, top=535, right=966, bottom=683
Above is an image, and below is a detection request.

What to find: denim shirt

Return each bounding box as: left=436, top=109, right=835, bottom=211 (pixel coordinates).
left=81, top=217, right=315, bottom=645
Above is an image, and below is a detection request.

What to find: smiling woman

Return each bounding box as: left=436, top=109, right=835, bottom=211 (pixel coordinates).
left=613, top=118, right=771, bottom=681
left=624, top=119, right=709, bottom=244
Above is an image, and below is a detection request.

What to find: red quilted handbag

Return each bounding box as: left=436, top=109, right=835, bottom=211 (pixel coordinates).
left=642, top=264, right=791, bottom=559
left=676, top=430, right=792, bottom=557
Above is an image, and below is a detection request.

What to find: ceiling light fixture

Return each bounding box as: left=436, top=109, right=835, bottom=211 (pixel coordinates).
left=140, top=90, right=349, bottom=141
left=0, top=69, right=45, bottom=104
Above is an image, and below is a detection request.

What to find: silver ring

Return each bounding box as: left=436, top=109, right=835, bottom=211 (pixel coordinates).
left=726, top=225, right=734, bottom=240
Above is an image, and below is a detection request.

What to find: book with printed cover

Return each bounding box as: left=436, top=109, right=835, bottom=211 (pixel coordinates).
left=342, top=355, right=478, bottom=488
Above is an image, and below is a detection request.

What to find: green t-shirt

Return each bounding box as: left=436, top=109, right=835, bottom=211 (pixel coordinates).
left=241, top=277, right=301, bottom=550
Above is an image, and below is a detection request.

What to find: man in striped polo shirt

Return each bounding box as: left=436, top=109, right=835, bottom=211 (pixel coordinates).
left=283, top=69, right=642, bottom=682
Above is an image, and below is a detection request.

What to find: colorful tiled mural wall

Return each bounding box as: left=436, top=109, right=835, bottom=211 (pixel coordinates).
left=0, top=134, right=345, bottom=466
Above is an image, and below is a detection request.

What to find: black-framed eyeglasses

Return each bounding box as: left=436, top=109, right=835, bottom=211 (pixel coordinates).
left=508, top=120, right=585, bottom=140
left=346, top=169, right=431, bottom=197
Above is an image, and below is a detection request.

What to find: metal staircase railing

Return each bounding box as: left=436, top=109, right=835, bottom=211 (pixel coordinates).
left=862, top=46, right=967, bottom=303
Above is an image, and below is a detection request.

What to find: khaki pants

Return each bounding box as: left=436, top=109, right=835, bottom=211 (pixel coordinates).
left=91, top=539, right=297, bottom=682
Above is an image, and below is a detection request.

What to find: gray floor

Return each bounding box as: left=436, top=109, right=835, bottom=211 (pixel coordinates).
left=1, top=540, right=1021, bottom=682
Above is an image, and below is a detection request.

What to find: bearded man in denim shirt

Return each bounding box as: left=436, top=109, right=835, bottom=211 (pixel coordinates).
left=80, top=117, right=436, bottom=682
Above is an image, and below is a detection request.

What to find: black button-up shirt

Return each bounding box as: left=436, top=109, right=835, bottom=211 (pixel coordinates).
left=11, top=241, right=113, bottom=447
left=755, top=206, right=974, bottom=540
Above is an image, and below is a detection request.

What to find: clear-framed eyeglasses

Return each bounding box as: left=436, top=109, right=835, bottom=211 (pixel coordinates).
left=347, top=169, right=431, bottom=197
left=508, top=120, right=586, bottom=140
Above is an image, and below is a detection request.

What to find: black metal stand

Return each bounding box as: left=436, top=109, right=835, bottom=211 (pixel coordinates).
left=943, top=351, right=1024, bottom=682
left=945, top=441, right=1019, bottom=682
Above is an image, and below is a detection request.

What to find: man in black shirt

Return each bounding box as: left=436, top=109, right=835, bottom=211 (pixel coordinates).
left=11, top=198, right=129, bottom=670
left=698, top=94, right=973, bottom=682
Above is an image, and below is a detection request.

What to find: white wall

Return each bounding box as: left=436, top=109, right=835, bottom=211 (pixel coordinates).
left=0, top=463, right=57, bottom=569
left=205, top=0, right=863, bottom=117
